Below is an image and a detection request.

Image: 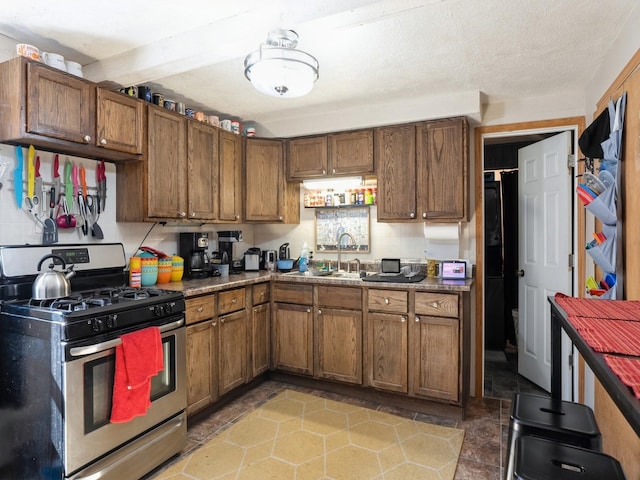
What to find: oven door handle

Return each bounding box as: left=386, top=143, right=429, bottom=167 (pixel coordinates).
left=69, top=318, right=185, bottom=357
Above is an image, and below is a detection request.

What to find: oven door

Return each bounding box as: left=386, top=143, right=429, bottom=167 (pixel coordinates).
left=63, top=317, right=186, bottom=476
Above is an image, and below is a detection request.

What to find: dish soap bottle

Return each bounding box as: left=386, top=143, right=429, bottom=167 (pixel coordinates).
left=299, top=242, right=309, bottom=272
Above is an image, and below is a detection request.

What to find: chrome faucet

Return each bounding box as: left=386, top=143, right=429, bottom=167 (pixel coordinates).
left=337, top=232, right=357, bottom=272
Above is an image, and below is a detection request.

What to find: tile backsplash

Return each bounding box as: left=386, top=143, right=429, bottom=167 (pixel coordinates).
left=0, top=144, right=466, bottom=266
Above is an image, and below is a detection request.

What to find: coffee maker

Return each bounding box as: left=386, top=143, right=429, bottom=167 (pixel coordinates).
left=179, top=232, right=212, bottom=278
left=217, top=230, right=242, bottom=272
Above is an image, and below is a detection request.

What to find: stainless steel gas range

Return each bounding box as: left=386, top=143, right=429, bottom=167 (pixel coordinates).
left=0, top=243, right=187, bottom=480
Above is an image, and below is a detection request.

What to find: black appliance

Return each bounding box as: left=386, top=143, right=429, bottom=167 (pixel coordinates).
left=0, top=243, right=187, bottom=480
left=179, top=232, right=212, bottom=278
left=217, top=230, right=243, bottom=273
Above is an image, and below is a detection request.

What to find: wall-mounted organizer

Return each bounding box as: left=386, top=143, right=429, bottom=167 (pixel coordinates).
left=578, top=92, right=626, bottom=299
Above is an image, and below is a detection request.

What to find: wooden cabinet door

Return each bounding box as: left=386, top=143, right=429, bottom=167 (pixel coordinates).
left=316, top=307, right=362, bottom=384
left=417, top=117, right=468, bottom=221
left=410, top=315, right=460, bottom=401
left=96, top=87, right=144, bottom=154
left=26, top=62, right=95, bottom=144
left=186, top=320, right=218, bottom=415
left=366, top=312, right=408, bottom=393
left=245, top=138, right=284, bottom=222
left=252, top=303, right=271, bottom=377
left=328, top=130, right=374, bottom=175
left=218, top=130, right=242, bottom=222
left=287, top=136, right=328, bottom=179
left=272, top=303, right=314, bottom=375
left=147, top=107, right=187, bottom=218
left=188, top=121, right=218, bottom=220
left=374, top=124, right=418, bottom=221
left=218, top=309, right=248, bottom=395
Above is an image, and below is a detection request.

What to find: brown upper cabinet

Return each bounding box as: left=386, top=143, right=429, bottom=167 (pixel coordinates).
left=116, top=105, right=240, bottom=223
left=287, top=129, right=374, bottom=180
left=244, top=138, right=299, bottom=223
left=0, top=57, right=143, bottom=161
left=218, top=130, right=243, bottom=223
left=375, top=117, right=468, bottom=222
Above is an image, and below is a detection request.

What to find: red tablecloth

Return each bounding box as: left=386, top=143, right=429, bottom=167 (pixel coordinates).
left=604, top=355, right=640, bottom=399
left=555, top=293, right=640, bottom=321
left=566, top=316, right=640, bottom=356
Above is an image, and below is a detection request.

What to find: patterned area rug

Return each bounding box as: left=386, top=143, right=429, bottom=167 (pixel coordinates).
left=155, top=390, right=465, bottom=480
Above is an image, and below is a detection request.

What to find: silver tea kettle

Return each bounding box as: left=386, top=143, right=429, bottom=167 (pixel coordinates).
left=32, top=254, right=76, bottom=300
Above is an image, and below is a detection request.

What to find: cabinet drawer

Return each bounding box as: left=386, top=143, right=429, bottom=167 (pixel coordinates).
left=186, top=295, right=215, bottom=324
left=367, top=289, right=408, bottom=313
left=317, top=285, right=362, bottom=310
left=415, top=292, right=459, bottom=318
left=218, top=288, right=246, bottom=315
left=273, top=283, right=313, bottom=305
left=253, top=282, right=270, bottom=305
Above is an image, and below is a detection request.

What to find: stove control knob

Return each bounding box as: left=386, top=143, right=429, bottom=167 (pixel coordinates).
left=106, top=314, right=117, bottom=329
left=153, top=304, right=165, bottom=316
left=91, top=318, right=105, bottom=332
left=164, top=302, right=174, bottom=315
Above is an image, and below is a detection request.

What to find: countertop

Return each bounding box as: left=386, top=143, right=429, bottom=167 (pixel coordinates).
left=160, top=271, right=473, bottom=298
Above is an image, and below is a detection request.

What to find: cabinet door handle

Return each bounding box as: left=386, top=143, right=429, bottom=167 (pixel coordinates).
left=83, top=135, right=91, bottom=143
left=306, top=308, right=311, bottom=313
left=220, top=318, right=225, bottom=324
left=254, top=308, right=257, bottom=313
left=197, top=306, right=204, bottom=313
left=409, top=212, right=415, bottom=218
left=100, top=138, right=107, bottom=145
left=331, top=168, right=336, bottom=174
left=235, top=214, right=240, bottom=220
left=422, top=212, right=427, bottom=219
left=318, top=309, right=322, bottom=315
left=401, top=316, right=406, bottom=323
left=432, top=302, right=439, bottom=308
left=212, top=321, right=217, bottom=326
left=179, top=212, right=186, bottom=217
left=231, top=298, right=237, bottom=304
left=415, top=316, right=420, bottom=322
left=190, top=212, right=196, bottom=217
left=279, top=215, right=283, bottom=221
left=322, top=169, right=327, bottom=175
left=384, top=298, right=390, bottom=305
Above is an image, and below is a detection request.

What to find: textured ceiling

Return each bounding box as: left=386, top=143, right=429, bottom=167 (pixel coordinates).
left=0, top=0, right=636, bottom=130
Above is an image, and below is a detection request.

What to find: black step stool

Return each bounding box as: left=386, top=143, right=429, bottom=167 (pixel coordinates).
left=506, top=393, right=602, bottom=479
left=513, top=436, right=626, bottom=479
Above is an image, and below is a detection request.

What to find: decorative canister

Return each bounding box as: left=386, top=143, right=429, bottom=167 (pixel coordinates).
left=129, top=256, right=142, bottom=288
left=171, top=255, right=184, bottom=282
left=139, top=251, right=158, bottom=286
left=157, top=257, right=172, bottom=284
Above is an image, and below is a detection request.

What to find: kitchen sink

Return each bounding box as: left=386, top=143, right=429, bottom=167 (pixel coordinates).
left=282, top=270, right=369, bottom=280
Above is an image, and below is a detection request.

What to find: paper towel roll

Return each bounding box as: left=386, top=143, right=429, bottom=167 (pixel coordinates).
left=424, top=223, right=460, bottom=241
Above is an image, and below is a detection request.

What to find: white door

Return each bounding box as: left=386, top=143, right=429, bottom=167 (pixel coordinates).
left=518, top=132, right=572, bottom=391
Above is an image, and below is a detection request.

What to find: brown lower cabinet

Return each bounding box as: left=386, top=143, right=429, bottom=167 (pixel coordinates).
left=186, top=295, right=218, bottom=415
left=316, top=286, right=363, bottom=385
left=186, top=280, right=467, bottom=416
left=251, top=283, right=271, bottom=377
left=185, top=283, right=269, bottom=415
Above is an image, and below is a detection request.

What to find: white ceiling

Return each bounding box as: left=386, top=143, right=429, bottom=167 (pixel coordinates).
left=0, top=0, right=636, bottom=133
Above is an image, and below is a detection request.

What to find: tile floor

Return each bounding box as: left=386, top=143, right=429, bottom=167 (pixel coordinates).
left=484, top=349, right=549, bottom=400
left=152, top=389, right=465, bottom=479
left=145, top=380, right=516, bottom=480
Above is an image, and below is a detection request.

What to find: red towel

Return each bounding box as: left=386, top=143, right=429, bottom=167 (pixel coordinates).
left=110, top=326, right=164, bottom=423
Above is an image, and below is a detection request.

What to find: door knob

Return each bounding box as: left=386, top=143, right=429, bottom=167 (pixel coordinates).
left=517, top=270, right=525, bottom=277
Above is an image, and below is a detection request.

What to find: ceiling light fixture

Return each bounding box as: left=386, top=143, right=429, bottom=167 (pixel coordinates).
left=244, top=29, right=319, bottom=98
